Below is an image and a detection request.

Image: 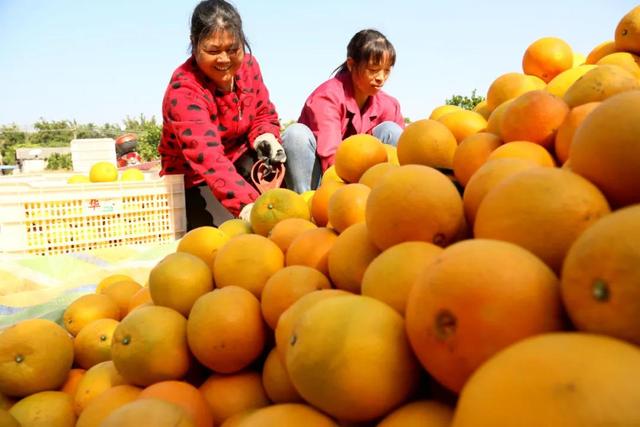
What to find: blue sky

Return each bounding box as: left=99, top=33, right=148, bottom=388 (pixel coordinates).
left=0, top=1, right=636, bottom=128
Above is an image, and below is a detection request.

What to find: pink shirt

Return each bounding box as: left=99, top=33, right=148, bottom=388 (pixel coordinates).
left=298, top=70, right=404, bottom=171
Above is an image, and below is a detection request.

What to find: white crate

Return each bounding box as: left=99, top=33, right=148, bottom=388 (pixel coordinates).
left=70, top=138, right=117, bottom=173
left=0, top=175, right=186, bottom=255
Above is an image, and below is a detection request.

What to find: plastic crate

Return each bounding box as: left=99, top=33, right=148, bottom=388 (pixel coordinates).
left=70, top=138, right=118, bottom=173
left=0, top=174, right=186, bottom=256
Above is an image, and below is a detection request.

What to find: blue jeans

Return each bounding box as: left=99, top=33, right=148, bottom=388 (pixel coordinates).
left=281, top=121, right=403, bottom=193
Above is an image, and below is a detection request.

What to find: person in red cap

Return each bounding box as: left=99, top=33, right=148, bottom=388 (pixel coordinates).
left=159, top=0, right=285, bottom=230
left=115, top=133, right=142, bottom=168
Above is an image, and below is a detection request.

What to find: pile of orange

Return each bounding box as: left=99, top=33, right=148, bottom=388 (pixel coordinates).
left=2, top=5, right=640, bottom=427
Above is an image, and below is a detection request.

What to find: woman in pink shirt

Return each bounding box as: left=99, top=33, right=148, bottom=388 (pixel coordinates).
left=282, top=29, right=405, bottom=193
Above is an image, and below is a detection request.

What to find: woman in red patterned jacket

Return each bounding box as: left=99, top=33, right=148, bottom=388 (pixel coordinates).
left=160, top=0, right=285, bottom=230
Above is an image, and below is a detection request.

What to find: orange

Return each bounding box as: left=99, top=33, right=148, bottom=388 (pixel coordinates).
left=96, top=274, right=135, bottom=294
left=384, top=144, right=399, bottom=165
left=74, top=361, right=127, bottom=415
left=234, top=403, right=338, bottom=427
left=74, top=318, right=119, bottom=369
left=462, top=158, right=539, bottom=226
left=199, top=371, right=269, bottom=425
left=472, top=100, right=491, bottom=119
left=522, top=37, right=574, bottom=82
left=120, top=168, right=144, bottom=181
left=570, top=90, right=640, bottom=207
left=285, top=227, right=338, bottom=277
left=261, top=348, right=302, bottom=404
left=326, top=183, right=370, bottom=233
left=250, top=188, right=311, bottom=236
left=285, top=295, right=420, bottom=422
left=487, top=141, right=556, bottom=167
left=99, top=398, right=195, bottom=427
left=127, top=287, right=152, bottom=313
left=484, top=98, right=513, bottom=138
left=452, top=333, right=640, bottom=426
left=75, top=385, right=141, bottom=427
left=218, top=218, right=253, bottom=237
left=378, top=400, right=454, bottom=427
left=99, top=279, right=143, bottom=318
left=148, top=252, right=213, bottom=317
left=561, top=205, right=640, bottom=345
left=260, top=265, right=332, bottom=330
left=485, top=72, right=546, bottom=112
left=500, top=90, right=569, bottom=148
left=428, top=104, right=462, bottom=120
left=268, top=217, right=317, bottom=254
left=59, top=368, right=86, bottom=397
left=334, top=134, right=388, bottom=183
left=615, top=5, right=640, bottom=53
left=213, top=234, right=284, bottom=297
left=597, top=51, right=640, bottom=79
left=63, top=294, right=120, bottom=336
left=396, top=119, right=458, bottom=169
left=111, top=306, right=190, bottom=387
left=0, top=410, right=19, bottom=427
left=326, top=222, right=380, bottom=293
left=361, top=241, right=443, bottom=315
left=0, top=319, right=74, bottom=397
left=138, top=381, right=213, bottom=427
left=365, top=165, right=465, bottom=250
left=437, top=110, right=487, bottom=143
left=310, top=180, right=346, bottom=226
left=176, top=226, right=230, bottom=271
left=586, top=40, right=618, bottom=64
left=405, top=239, right=562, bottom=393
left=320, top=165, right=343, bottom=185
left=572, top=51, right=586, bottom=67
left=554, top=101, right=600, bottom=164
left=187, top=287, right=266, bottom=374
left=563, top=64, right=640, bottom=107
left=474, top=167, right=611, bottom=272
left=545, top=64, right=597, bottom=98
left=274, top=289, right=350, bottom=365
left=89, top=161, right=117, bottom=183
left=9, top=391, right=76, bottom=427
left=452, top=132, right=502, bottom=187
left=358, top=162, right=399, bottom=188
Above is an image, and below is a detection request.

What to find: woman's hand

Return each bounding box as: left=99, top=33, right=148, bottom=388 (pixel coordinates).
left=253, top=133, right=287, bottom=163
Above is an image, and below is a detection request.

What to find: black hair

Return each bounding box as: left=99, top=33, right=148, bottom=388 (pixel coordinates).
left=334, top=29, right=396, bottom=75
left=189, top=0, right=251, bottom=55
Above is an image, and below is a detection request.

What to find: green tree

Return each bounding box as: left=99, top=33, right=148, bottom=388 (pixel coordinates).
left=0, top=124, right=26, bottom=165
left=29, top=119, right=75, bottom=146
left=46, top=153, right=72, bottom=170
left=445, top=89, right=485, bottom=110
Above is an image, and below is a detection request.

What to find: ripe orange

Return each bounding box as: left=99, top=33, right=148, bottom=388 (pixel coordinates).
left=358, top=162, right=399, bottom=188
left=268, top=217, right=317, bottom=253
left=487, top=141, right=556, bottom=167
left=187, top=287, right=266, bottom=374
left=138, top=381, right=213, bottom=427
left=361, top=241, right=443, bottom=315
left=9, top=391, right=76, bottom=427
left=89, top=162, right=117, bottom=183
left=396, top=119, right=458, bottom=169
left=176, top=226, right=230, bottom=271
left=59, top=368, right=86, bottom=397
left=199, top=371, right=269, bottom=425
left=213, top=234, right=284, bottom=297
left=73, top=318, right=119, bottom=369
left=310, top=180, right=346, bottom=226
left=452, top=333, right=640, bottom=426
left=99, top=398, right=195, bottom=427
left=429, top=104, right=462, bottom=120
left=378, top=400, right=454, bottom=427
left=500, top=90, right=569, bottom=149
left=437, top=110, right=488, bottom=143
left=234, top=403, right=338, bottom=426
left=474, top=167, right=611, bottom=272
left=148, top=252, right=213, bottom=317
left=522, top=37, right=574, bottom=82
left=111, top=306, right=190, bottom=386
left=63, top=294, right=120, bottom=336
left=365, top=165, right=465, bottom=250
left=570, top=90, right=640, bottom=207
left=485, top=72, right=546, bottom=112
left=405, top=239, right=562, bottom=393
left=285, top=227, right=338, bottom=277
left=99, top=279, right=143, bottom=318
left=615, top=5, right=640, bottom=53
left=586, top=40, right=618, bottom=64
left=0, top=319, right=74, bottom=397
left=334, top=134, right=388, bottom=183
left=261, top=348, right=302, bottom=404
left=74, top=361, right=127, bottom=415
left=554, top=102, right=600, bottom=165
left=452, top=132, right=502, bottom=187
left=326, top=183, right=371, bottom=233
left=327, top=222, right=380, bottom=293
left=563, top=64, right=640, bottom=108
left=561, top=205, right=640, bottom=345
left=597, top=51, right=640, bottom=79
left=75, top=385, right=141, bottom=427
left=260, top=265, right=332, bottom=330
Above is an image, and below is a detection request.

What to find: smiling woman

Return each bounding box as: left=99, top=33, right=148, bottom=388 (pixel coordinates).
left=158, top=0, right=287, bottom=230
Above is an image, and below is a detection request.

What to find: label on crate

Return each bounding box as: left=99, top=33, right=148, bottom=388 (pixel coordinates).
left=83, top=198, right=122, bottom=215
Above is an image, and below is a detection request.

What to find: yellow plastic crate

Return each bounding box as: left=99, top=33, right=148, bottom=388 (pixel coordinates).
left=0, top=174, right=186, bottom=255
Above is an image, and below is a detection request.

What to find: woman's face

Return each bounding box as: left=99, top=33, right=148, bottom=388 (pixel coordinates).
left=194, top=30, right=244, bottom=91
left=348, top=55, right=392, bottom=99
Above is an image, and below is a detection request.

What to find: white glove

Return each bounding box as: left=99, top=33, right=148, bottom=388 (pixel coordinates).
left=238, top=202, right=254, bottom=222
left=253, top=133, right=287, bottom=163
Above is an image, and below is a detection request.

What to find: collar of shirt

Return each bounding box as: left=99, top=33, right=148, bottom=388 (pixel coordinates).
left=336, top=71, right=380, bottom=131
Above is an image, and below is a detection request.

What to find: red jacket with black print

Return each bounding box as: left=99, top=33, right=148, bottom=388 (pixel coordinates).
left=159, top=54, right=280, bottom=216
